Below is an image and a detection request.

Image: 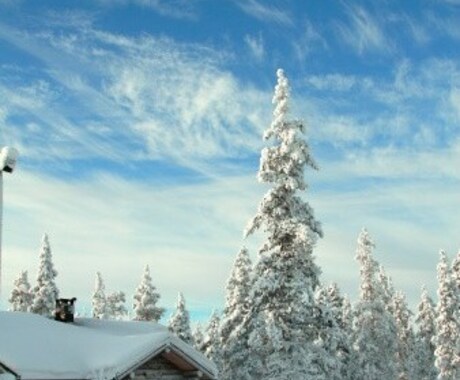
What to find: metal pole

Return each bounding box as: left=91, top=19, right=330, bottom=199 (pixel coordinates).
left=0, top=171, right=3, bottom=298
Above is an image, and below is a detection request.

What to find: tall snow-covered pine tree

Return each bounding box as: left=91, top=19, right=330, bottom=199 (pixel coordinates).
left=220, top=246, right=253, bottom=380
left=414, top=286, right=438, bottom=380
left=133, top=265, right=164, bottom=322
left=352, top=228, right=398, bottom=380
left=244, top=68, right=324, bottom=379
left=168, top=292, right=193, bottom=344
left=30, top=234, right=59, bottom=317
left=92, top=272, right=107, bottom=319
left=434, top=250, right=459, bottom=380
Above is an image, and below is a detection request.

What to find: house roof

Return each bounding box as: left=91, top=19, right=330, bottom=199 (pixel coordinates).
left=0, top=311, right=216, bottom=380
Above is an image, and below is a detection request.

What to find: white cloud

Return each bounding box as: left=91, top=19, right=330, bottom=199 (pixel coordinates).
left=244, top=33, right=265, bottom=60
left=337, top=5, right=390, bottom=54
left=97, top=0, right=199, bottom=20
left=292, top=20, right=327, bottom=61
left=236, top=0, right=293, bottom=26
left=0, top=21, right=269, bottom=176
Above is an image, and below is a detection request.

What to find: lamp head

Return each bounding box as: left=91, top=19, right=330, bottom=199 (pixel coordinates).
left=0, top=147, right=19, bottom=173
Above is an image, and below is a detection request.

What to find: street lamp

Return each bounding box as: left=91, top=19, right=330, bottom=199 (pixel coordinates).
left=0, top=146, right=19, bottom=297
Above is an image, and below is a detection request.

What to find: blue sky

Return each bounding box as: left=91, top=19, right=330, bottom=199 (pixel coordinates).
left=0, top=0, right=460, bottom=321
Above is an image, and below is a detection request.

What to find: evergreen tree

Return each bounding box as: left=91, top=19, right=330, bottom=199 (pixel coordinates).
left=203, top=311, right=222, bottom=375
left=8, top=270, right=33, bottom=312
left=434, top=251, right=459, bottom=380
left=92, top=272, right=107, bottom=319
left=30, top=234, right=59, bottom=317
left=243, top=68, right=325, bottom=379
left=168, top=292, right=193, bottom=344
left=106, top=291, right=127, bottom=320
left=193, top=323, right=205, bottom=352
left=315, top=285, right=347, bottom=380
left=220, top=247, right=253, bottom=380
left=414, top=286, right=438, bottom=380
left=378, top=265, right=395, bottom=313
left=133, top=265, right=164, bottom=322
left=452, top=251, right=460, bottom=307
left=392, top=291, right=417, bottom=380
left=352, top=228, right=398, bottom=380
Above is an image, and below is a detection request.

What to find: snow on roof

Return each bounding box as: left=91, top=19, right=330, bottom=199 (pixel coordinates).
left=0, top=312, right=216, bottom=380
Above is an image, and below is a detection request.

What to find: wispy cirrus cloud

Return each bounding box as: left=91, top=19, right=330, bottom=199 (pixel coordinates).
left=244, top=33, right=265, bottom=60
left=236, top=0, right=293, bottom=26
left=97, top=0, right=200, bottom=20
left=336, top=4, right=390, bottom=54
left=0, top=19, right=269, bottom=177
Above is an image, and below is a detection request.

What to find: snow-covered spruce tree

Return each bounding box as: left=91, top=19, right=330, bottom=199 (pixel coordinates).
left=9, top=270, right=33, bottom=312
left=193, top=323, right=205, bottom=352
left=434, top=250, right=459, bottom=380
left=243, top=69, right=325, bottom=379
left=105, top=291, right=128, bottom=320
left=220, top=246, right=253, bottom=380
left=30, top=234, right=59, bottom=317
left=378, top=265, right=395, bottom=314
left=92, top=272, right=107, bottom=319
left=202, top=311, right=222, bottom=373
left=314, top=285, right=347, bottom=380
left=352, top=228, right=398, bottom=380
left=392, top=291, right=417, bottom=380
left=168, top=292, right=193, bottom=344
left=414, top=286, right=438, bottom=380
left=133, top=265, right=164, bottom=322
left=452, top=251, right=460, bottom=304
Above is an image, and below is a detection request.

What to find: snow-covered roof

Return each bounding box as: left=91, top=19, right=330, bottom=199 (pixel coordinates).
left=0, top=311, right=216, bottom=380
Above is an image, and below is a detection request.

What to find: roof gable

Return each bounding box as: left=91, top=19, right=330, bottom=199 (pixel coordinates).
left=0, top=312, right=216, bottom=380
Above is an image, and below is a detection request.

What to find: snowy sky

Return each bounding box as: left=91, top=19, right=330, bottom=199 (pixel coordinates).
left=1, top=0, right=460, bottom=322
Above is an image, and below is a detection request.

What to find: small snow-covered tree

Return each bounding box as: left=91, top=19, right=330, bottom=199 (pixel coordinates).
left=30, top=234, right=59, bottom=317
left=434, top=250, right=459, bottom=380
left=133, top=265, right=164, bottom=322
left=414, top=286, right=438, bottom=380
left=315, top=285, right=347, bottom=380
left=92, top=272, right=107, bottom=319
left=352, top=228, right=398, bottom=380
left=193, top=323, right=205, bottom=352
left=202, top=311, right=222, bottom=374
left=106, top=291, right=127, bottom=320
left=392, top=291, right=417, bottom=380
left=9, top=270, right=33, bottom=312
left=168, top=292, right=193, bottom=344
left=378, top=265, right=395, bottom=313
left=243, top=68, right=324, bottom=379
left=220, top=246, right=253, bottom=380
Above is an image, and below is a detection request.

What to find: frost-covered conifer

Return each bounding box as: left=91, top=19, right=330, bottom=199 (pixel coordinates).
left=392, top=291, right=417, bottom=380
left=30, top=234, right=59, bottom=317
left=414, top=286, right=438, bottom=380
left=452, top=251, right=460, bottom=303
left=106, top=291, right=127, bottom=320
left=168, top=292, right=193, bottom=344
left=352, top=229, right=398, bottom=380
left=220, top=247, right=252, bottom=380
left=244, top=68, right=324, bottom=379
left=202, top=311, right=222, bottom=375
left=9, top=270, right=33, bottom=312
left=378, top=265, right=395, bottom=313
left=193, top=323, right=205, bottom=352
left=133, top=265, right=164, bottom=322
left=434, top=251, right=459, bottom=380
left=315, top=285, right=347, bottom=380
left=92, top=272, right=107, bottom=319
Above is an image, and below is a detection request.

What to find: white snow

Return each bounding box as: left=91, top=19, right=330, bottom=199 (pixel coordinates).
left=0, top=311, right=216, bottom=380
